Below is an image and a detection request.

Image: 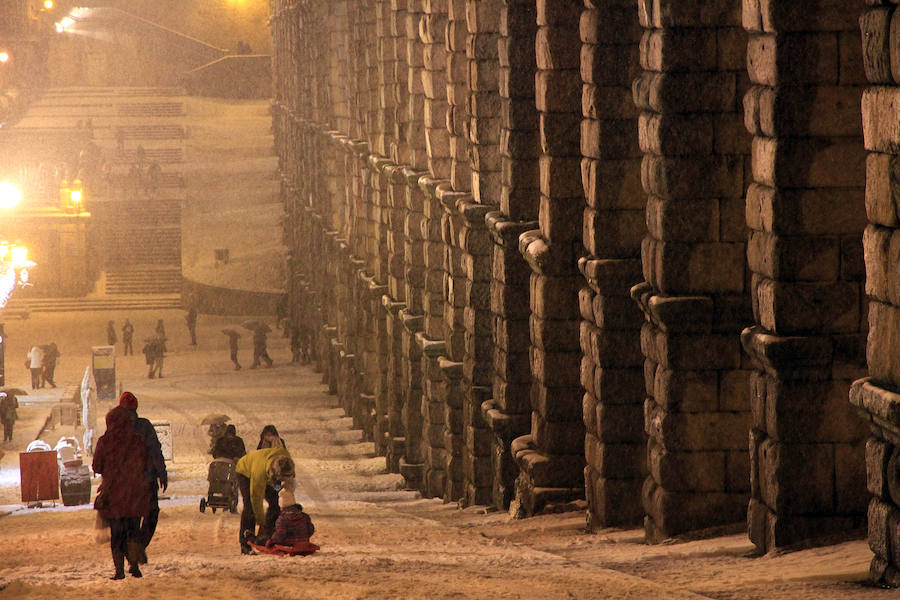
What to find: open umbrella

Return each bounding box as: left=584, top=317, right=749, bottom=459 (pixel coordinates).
left=241, top=320, right=264, bottom=331
left=1, top=388, right=27, bottom=396
left=221, top=328, right=241, bottom=338
left=200, top=413, right=230, bottom=426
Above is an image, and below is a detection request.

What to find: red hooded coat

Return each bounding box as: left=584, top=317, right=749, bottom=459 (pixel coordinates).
left=92, top=406, right=150, bottom=520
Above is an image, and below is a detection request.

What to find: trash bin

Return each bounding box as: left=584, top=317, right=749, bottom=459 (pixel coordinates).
left=59, top=464, right=92, bottom=506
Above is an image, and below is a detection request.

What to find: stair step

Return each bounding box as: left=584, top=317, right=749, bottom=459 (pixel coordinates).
left=117, top=103, right=185, bottom=117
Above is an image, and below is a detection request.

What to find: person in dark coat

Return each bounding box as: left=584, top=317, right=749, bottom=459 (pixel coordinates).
left=0, top=392, right=17, bottom=442
left=106, top=321, right=117, bottom=347
left=155, top=319, right=167, bottom=352
left=212, top=424, right=246, bottom=461
left=224, top=330, right=241, bottom=370
left=41, top=343, right=59, bottom=388
left=250, top=327, right=273, bottom=369
left=92, top=405, right=150, bottom=579
left=185, top=306, right=198, bottom=346
left=143, top=336, right=165, bottom=378
left=256, top=424, right=287, bottom=450
left=122, top=320, right=134, bottom=355
left=118, top=391, right=167, bottom=549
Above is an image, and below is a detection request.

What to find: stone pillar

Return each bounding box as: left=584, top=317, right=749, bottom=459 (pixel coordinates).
left=414, top=0, right=452, bottom=500
left=853, top=4, right=900, bottom=586
left=481, top=0, right=539, bottom=512
left=512, top=0, right=586, bottom=517
left=632, top=0, right=753, bottom=542
left=742, top=1, right=869, bottom=552
left=578, top=0, right=646, bottom=531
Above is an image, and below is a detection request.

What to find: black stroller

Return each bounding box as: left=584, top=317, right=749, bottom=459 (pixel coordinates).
left=199, top=458, right=239, bottom=513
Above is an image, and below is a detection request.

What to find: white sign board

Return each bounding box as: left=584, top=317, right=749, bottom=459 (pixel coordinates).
left=152, top=421, right=173, bottom=462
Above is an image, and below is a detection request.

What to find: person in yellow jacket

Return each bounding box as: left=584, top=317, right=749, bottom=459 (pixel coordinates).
left=235, top=446, right=294, bottom=554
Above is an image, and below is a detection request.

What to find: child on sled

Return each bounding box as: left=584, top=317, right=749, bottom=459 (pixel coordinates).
left=248, top=479, right=318, bottom=556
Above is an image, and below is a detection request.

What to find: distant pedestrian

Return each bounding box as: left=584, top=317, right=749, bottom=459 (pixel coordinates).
left=0, top=392, right=18, bottom=442
left=41, top=342, right=59, bottom=388
left=92, top=405, right=150, bottom=580
left=146, top=162, right=161, bottom=197
left=185, top=306, right=198, bottom=346
left=224, top=330, right=241, bottom=370
left=156, top=319, right=166, bottom=352
left=250, top=328, right=273, bottom=369
left=256, top=425, right=286, bottom=450
left=107, top=320, right=117, bottom=347
left=142, top=336, right=165, bottom=379
left=116, top=127, right=125, bottom=152
left=27, top=345, right=42, bottom=390
left=122, top=320, right=134, bottom=355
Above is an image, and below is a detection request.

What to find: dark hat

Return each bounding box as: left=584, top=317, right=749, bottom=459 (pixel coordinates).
left=118, top=391, right=138, bottom=410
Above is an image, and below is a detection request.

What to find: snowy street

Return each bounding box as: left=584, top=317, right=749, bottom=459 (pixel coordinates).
left=0, top=311, right=890, bottom=599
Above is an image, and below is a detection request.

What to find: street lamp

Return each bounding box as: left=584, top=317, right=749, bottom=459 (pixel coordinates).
left=0, top=241, right=35, bottom=308
left=0, top=52, right=9, bottom=64
left=0, top=183, right=20, bottom=209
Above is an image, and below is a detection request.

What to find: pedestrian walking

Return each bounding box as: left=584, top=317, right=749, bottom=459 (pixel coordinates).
left=142, top=336, right=165, bottom=379
left=41, top=342, right=59, bottom=388
left=27, top=345, right=42, bottom=390
left=223, top=329, right=241, bottom=370
left=256, top=425, right=287, bottom=450
left=115, top=127, right=125, bottom=152
left=185, top=306, right=198, bottom=346
left=212, top=424, right=246, bottom=461
left=250, top=327, right=273, bottom=369
left=106, top=320, right=117, bottom=347
left=92, top=405, right=150, bottom=579
left=122, top=320, right=134, bottom=356
left=146, top=162, right=161, bottom=197
left=117, top=392, right=167, bottom=549
left=0, top=392, right=18, bottom=442
left=235, top=448, right=294, bottom=554
left=155, top=319, right=166, bottom=352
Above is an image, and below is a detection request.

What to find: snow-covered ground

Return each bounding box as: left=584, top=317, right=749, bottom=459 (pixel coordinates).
left=0, top=311, right=892, bottom=599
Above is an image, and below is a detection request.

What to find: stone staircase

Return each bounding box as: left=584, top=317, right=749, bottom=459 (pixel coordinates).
left=5, top=294, right=181, bottom=313
left=105, top=267, right=182, bottom=295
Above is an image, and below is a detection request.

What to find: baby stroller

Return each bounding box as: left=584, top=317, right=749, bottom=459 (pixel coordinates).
left=199, top=458, right=238, bottom=513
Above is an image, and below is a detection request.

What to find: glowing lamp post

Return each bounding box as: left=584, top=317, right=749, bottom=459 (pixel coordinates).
left=0, top=242, right=35, bottom=308
left=60, top=179, right=85, bottom=213
left=0, top=52, right=9, bottom=64
left=0, top=183, right=20, bottom=209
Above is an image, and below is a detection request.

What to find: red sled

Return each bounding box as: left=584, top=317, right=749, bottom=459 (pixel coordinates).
left=248, top=540, right=320, bottom=556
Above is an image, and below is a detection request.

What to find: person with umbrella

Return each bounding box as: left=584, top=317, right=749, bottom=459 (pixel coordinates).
left=222, top=329, right=242, bottom=370
left=246, top=322, right=273, bottom=369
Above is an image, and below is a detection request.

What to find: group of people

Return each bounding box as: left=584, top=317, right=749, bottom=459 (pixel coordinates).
left=94, top=394, right=315, bottom=579
left=92, top=392, right=167, bottom=580
left=222, top=324, right=272, bottom=371
left=105, top=318, right=172, bottom=379
left=25, top=343, right=60, bottom=390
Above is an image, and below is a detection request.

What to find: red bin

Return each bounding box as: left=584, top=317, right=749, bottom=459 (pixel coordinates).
left=19, top=451, right=60, bottom=503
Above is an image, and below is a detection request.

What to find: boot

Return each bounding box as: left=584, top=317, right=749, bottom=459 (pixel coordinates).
left=126, top=539, right=147, bottom=577
left=110, top=548, right=125, bottom=580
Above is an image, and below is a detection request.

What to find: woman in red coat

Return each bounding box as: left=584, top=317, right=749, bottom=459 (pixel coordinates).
left=92, top=405, right=150, bottom=579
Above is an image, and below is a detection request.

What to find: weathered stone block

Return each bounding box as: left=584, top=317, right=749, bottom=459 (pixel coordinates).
left=649, top=443, right=726, bottom=492
left=757, top=437, right=835, bottom=515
